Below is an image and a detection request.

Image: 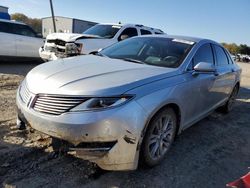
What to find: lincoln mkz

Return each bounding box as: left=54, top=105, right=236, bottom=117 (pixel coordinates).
left=17, top=35, right=241, bottom=170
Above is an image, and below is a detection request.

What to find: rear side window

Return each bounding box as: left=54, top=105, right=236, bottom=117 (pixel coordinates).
left=0, top=21, right=13, bottom=33
left=140, top=29, right=152, bottom=35
left=224, top=49, right=234, bottom=64
left=189, top=43, right=214, bottom=70
left=12, top=24, right=36, bottom=37
left=214, top=45, right=229, bottom=66
left=118, top=27, right=138, bottom=41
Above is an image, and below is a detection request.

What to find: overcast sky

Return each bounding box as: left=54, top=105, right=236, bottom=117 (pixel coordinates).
left=1, top=0, right=250, bottom=45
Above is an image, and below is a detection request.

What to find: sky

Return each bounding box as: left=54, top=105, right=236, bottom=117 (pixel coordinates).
left=1, top=0, right=250, bottom=45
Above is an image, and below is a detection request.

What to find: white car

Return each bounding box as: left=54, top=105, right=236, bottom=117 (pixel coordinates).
left=0, top=19, right=44, bottom=60
left=39, top=23, right=165, bottom=61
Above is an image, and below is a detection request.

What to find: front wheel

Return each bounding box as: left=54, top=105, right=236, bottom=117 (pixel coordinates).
left=51, top=137, right=68, bottom=154
left=141, top=107, right=177, bottom=167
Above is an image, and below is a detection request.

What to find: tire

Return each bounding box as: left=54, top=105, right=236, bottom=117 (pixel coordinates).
left=141, top=107, right=177, bottom=167
left=220, top=85, right=239, bottom=113
left=51, top=137, right=68, bottom=153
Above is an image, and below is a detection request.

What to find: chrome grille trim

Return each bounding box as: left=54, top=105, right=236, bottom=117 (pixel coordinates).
left=19, top=81, right=31, bottom=104
left=33, top=95, right=88, bottom=116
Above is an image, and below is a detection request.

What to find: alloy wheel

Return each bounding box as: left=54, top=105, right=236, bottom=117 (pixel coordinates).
left=148, top=114, right=175, bottom=160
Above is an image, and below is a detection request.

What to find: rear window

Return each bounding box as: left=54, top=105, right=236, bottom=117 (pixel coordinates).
left=224, top=49, right=235, bottom=64
left=12, top=24, right=36, bottom=37
left=0, top=21, right=37, bottom=37
left=140, top=29, right=152, bottom=35
left=0, top=21, right=13, bottom=33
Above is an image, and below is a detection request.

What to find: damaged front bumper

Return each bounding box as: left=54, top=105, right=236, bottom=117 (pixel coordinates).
left=39, top=42, right=82, bottom=61
left=39, top=46, right=64, bottom=61
left=16, top=88, right=147, bottom=170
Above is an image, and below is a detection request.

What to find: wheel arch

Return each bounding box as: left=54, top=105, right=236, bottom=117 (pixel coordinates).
left=141, top=102, right=182, bottom=142
left=138, top=102, right=182, bottom=166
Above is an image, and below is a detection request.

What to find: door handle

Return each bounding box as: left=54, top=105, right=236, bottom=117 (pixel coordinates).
left=231, top=68, right=236, bottom=72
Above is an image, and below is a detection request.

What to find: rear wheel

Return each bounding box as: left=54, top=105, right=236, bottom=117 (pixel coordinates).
left=220, top=85, right=239, bottom=113
left=141, top=107, right=177, bottom=167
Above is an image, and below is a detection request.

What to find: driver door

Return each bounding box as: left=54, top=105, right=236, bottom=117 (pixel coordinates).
left=184, top=43, right=218, bottom=125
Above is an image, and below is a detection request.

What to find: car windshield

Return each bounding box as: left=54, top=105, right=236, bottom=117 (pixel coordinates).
left=83, top=24, right=121, bottom=39
left=100, top=37, right=195, bottom=68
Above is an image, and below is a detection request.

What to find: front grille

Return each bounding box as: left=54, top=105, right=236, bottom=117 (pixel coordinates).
left=19, top=81, right=31, bottom=104
left=47, top=39, right=66, bottom=46
left=33, top=95, right=88, bottom=116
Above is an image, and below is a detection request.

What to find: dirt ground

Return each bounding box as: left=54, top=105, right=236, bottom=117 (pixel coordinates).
left=0, top=61, right=249, bottom=188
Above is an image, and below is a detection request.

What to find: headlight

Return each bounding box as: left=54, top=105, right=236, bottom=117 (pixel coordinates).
left=65, top=43, right=82, bottom=55
left=70, top=95, right=134, bottom=111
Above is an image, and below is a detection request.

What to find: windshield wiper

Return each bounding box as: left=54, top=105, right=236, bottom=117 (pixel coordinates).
left=90, top=51, right=108, bottom=57
left=97, top=52, right=109, bottom=57
left=121, top=58, right=145, bottom=64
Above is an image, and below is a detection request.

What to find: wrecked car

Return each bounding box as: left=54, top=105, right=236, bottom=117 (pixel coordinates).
left=39, top=23, right=164, bottom=61
left=17, top=35, right=241, bottom=170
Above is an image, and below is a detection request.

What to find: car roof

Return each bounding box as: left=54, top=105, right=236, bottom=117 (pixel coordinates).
left=97, top=23, right=164, bottom=33
left=136, top=34, right=216, bottom=44
left=0, top=18, right=26, bottom=25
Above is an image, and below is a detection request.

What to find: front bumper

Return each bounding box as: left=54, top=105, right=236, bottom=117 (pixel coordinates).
left=16, top=87, right=147, bottom=170
left=39, top=47, right=60, bottom=61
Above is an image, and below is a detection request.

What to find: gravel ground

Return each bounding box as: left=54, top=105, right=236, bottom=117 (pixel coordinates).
left=0, top=61, right=249, bottom=188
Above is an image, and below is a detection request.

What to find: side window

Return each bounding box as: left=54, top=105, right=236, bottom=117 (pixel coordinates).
left=13, top=24, right=36, bottom=37
left=0, top=22, right=13, bottom=33
left=214, top=45, right=229, bottom=66
left=118, top=27, right=138, bottom=41
left=224, top=49, right=234, bottom=64
left=188, top=43, right=214, bottom=70
left=140, top=29, right=152, bottom=35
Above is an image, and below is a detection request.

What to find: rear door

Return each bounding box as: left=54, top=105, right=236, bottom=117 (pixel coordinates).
left=13, top=24, right=43, bottom=58
left=0, top=21, right=16, bottom=56
left=212, top=44, right=236, bottom=103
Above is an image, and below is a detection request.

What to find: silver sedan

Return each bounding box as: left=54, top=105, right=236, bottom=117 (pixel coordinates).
left=16, top=35, right=241, bottom=170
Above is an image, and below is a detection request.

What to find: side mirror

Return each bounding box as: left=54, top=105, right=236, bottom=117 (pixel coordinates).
left=194, top=62, right=216, bottom=72
left=119, top=34, right=129, bottom=41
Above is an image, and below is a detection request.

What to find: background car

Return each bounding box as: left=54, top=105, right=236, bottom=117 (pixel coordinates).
left=39, top=23, right=165, bottom=61
left=17, top=35, right=241, bottom=170
left=0, top=18, right=44, bottom=61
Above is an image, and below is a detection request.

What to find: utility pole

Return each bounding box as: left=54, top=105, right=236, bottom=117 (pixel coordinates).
left=49, top=0, right=56, bottom=32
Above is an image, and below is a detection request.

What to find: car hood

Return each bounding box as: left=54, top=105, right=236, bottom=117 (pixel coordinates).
left=26, top=55, right=178, bottom=96
left=46, top=33, right=101, bottom=42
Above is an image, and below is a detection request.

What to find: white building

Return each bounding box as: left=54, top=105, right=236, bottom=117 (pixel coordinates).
left=42, top=16, right=97, bottom=37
